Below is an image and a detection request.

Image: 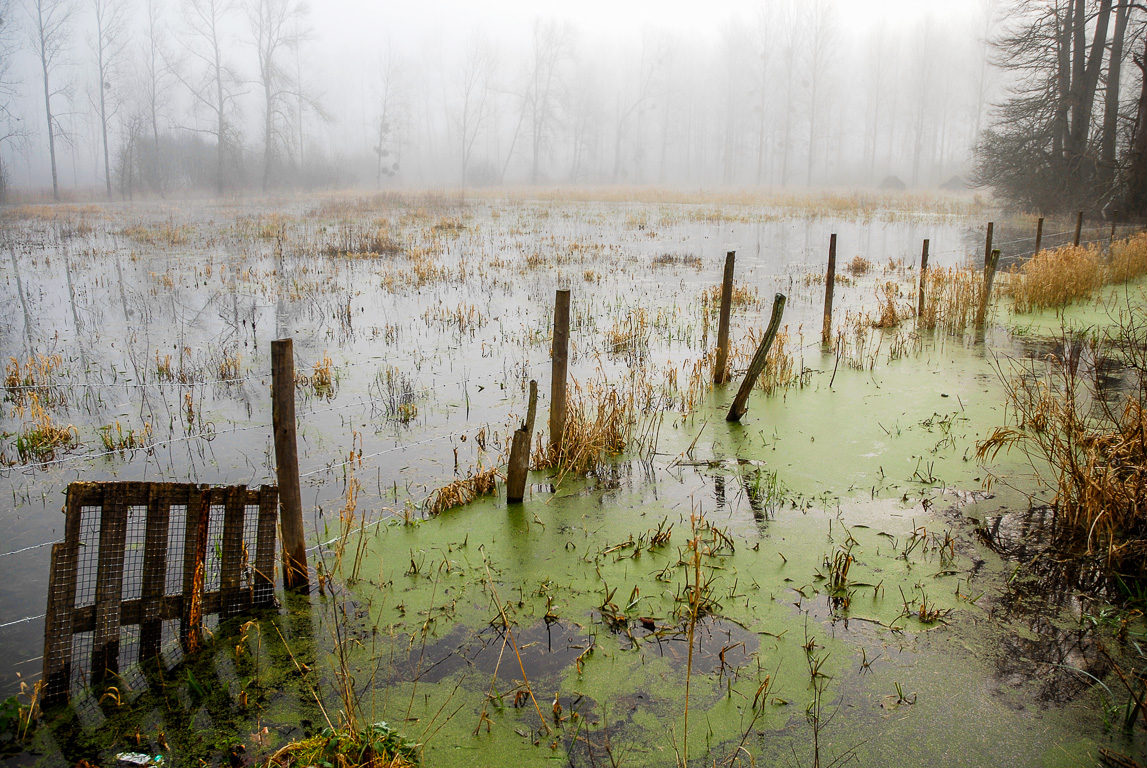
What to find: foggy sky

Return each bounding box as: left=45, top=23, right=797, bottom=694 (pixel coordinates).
left=2, top=0, right=997, bottom=194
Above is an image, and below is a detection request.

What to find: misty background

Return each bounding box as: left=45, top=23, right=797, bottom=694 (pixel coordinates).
left=0, top=0, right=996, bottom=199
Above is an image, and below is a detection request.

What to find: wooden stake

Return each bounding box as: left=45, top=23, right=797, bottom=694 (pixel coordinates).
left=984, top=221, right=994, bottom=267
left=549, top=290, right=571, bottom=458
left=714, top=251, right=735, bottom=383
left=727, top=293, right=787, bottom=423
left=272, top=338, right=309, bottom=593
left=1111, top=210, right=1118, bottom=245
left=821, top=234, right=837, bottom=345
left=1074, top=211, right=1083, bottom=246
left=917, top=239, right=929, bottom=318
left=507, top=380, right=538, bottom=503
left=1034, top=217, right=1044, bottom=255
left=976, top=248, right=1000, bottom=330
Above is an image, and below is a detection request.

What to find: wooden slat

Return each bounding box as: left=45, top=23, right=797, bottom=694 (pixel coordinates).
left=138, top=484, right=173, bottom=661
left=220, top=486, right=247, bottom=619
left=41, top=486, right=86, bottom=707
left=254, top=485, right=278, bottom=608
left=91, top=488, right=129, bottom=687
left=180, top=486, right=208, bottom=653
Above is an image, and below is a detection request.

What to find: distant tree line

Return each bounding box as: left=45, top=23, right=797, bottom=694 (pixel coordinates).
left=0, top=0, right=999, bottom=201
left=975, top=0, right=1147, bottom=218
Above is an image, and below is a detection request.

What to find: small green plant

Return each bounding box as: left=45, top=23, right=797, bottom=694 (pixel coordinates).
left=268, top=722, right=419, bottom=768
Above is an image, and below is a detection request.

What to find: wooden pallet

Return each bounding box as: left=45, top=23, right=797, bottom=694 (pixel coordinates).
left=41, top=482, right=278, bottom=708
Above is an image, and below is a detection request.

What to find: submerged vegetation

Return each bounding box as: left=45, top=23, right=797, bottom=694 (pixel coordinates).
left=3, top=193, right=1147, bottom=768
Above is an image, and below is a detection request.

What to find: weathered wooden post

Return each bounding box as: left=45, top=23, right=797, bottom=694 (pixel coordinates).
left=507, top=380, right=538, bottom=503
left=821, top=234, right=837, bottom=345
left=984, top=221, right=994, bottom=267
left=727, top=293, right=787, bottom=423
left=714, top=251, right=735, bottom=384
left=1074, top=211, right=1083, bottom=246
left=549, top=290, right=571, bottom=459
left=1034, top=217, right=1044, bottom=255
left=976, top=248, right=1001, bottom=330
left=1111, top=210, right=1118, bottom=245
left=917, top=239, right=929, bottom=319
left=272, top=338, right=309, bottom=593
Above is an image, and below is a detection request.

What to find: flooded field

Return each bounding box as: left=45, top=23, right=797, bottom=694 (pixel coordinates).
left=1, top=191, right=1144, bottom=767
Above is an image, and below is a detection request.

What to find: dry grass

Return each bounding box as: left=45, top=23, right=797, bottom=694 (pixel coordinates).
left=872, top=280, right=909, bottom=329
left=846, top=256, right=873, bottom=276
left=425, top=464, right=500, bottom=516
left=977, top=309, right=1147, bottom=577
left=5, top=393, right=79, bottom=464
left=919, top=265, right=984, bottom=333
left=267, top=721, right=418, bottom=768
left=1007, top=233, right=1147, bottom=313
left=297, top=353, right=338, bottom=400
left=537, top=381, right=635, bottom=474
left=4, top=354, right=66, bottom=408
left=1005, top=244, right=1104, bottom=313
left=702, top=282, right=759, bottom=312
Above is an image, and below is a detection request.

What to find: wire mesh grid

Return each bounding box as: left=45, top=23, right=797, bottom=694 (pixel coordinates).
left=42, top=483, right=279, bottom=706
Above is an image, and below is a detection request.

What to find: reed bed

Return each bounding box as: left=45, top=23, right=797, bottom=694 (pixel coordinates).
left=425, top=464, right=501, bottom=516
left=537, top=381, right=636, bottom=475
left=919, top=265, right=984, bottom=333
left=1007, top=232, right=1147, bottom=313
left=978, top=310, right=1147, bottom=577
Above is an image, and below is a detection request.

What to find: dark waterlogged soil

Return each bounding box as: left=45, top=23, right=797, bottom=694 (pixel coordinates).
left=1, top=194, right=1144, bottom=767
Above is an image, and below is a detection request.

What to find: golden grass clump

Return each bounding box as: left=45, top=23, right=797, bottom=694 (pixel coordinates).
left=537, top=382, right=635, bottom=474
left=425, top=464, right=500, bottom=516
left=267, top=722, right=418, bottom=768
left=1109, top=231, right=1147, bottom=285
left=606, top=307, right=651, bottom=355
left=756, top=325, right=797, bottom=396
left=702, top=282, right=758, bottom=312
left=847, top=256, right=872, bottom=276
left=1006, top=244, right=1104, bottom=313
left=872, top=280, right=909, bottom=329
left=297, top=352, right=338, bottom=400
left=977, top=314, right=1147, bottom=577
left=4, top=354, right=65, bottom=408
left=919, top=265, right=983, bottom=333
left=6, top=393, right=79, bottom=464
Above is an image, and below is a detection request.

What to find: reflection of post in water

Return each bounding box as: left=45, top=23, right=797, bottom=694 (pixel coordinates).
left=281, top=591, right=325, bottom=726
left=743, top=469, right=768, bottom=523
left=9, top=244, right=36, bottom=356
left=713, top=474, right=726, bottom=510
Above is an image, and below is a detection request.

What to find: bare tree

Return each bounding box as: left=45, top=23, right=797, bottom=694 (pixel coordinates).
left=454, top=31, right=495, bottom=187
left=524, top=18, right=571, bottom=184
left=803, top=0, right=838, bottom=186
left=610, top=30, right=666, bottom=182
left=750, top=5, right=775, bottom=186
left=25, top=0, right=75, bottom=201
left=177, top=0, right=239, bottom=195
left=139, top=0, right=171, bottom=195
left=373, top=43, right=403, bottom=187
left=89, top=0, right=129, bottom=198
left=0, top=0, right=25, bottom=200
left=244, top=0, right=307, bottom=191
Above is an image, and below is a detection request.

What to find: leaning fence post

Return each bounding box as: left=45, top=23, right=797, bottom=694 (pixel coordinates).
left=272, top=338, right=309, bottom=593
left=714, top=252, right=735, bottom=384
left=1074, top=211, right=1083, bottom=246
left=821, top=235, right=837, bottom=345
left=507, top=380, right=538, bottom=503
left=917, top=239, right=929, bottom=319
left=727, top=293, right=787, bottom=423
left=549, top=290, right=571, bottom=459
left=1034, top=216, right=1044, bottom=255
left=976, top=248, right=1000, bottom=330
left=984, top=221, right=994, bottom=267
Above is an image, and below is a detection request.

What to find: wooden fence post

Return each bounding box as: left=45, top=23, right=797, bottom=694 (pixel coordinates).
left=727, top=293, right=787, bottom=423
left=714, top=252, right=735, bottom=384
left=1035, top=217, right=1044, bottom=255
left=507, top=380, right=538, bottom=503
left=976, top=248, right=1001, bottom=330
left=984, top=221, right=994, bottom=267
left=821, top=234, right=837, bottom=345
left=917, top=239, right=929, bottom=318
left=272, top=338, right=309, bottom=593
left=549, top=290, right=571, bottom=458
left=1111, top=210, right=1118, bottom=245
left=1074, top=211, right=1083, bottom=246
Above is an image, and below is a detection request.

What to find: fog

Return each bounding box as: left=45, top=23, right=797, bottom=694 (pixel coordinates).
left=0, top=0, right=997, bottom=198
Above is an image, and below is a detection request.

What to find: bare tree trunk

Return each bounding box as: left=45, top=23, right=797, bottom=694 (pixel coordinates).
left=1099, top=1, right=1128, bottom=193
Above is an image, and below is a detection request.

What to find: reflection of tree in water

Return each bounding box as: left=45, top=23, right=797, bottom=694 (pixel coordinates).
left=976, top=506, right=1113, bottom=705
